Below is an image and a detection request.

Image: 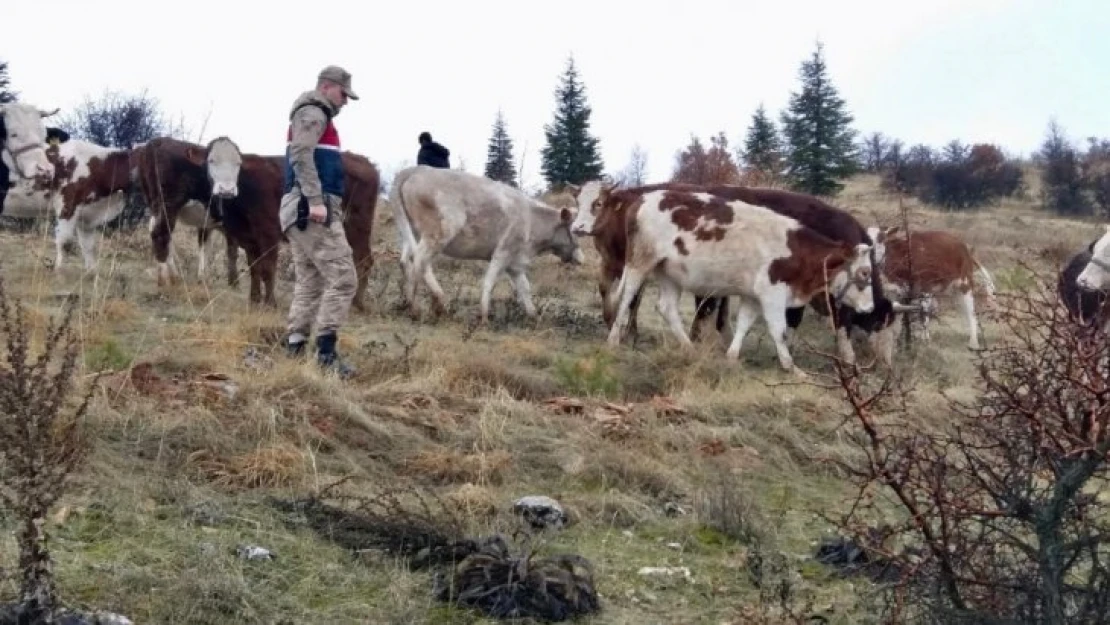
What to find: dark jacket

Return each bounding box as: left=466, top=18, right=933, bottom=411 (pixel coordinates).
left=417, top=140, right=451, bottom=169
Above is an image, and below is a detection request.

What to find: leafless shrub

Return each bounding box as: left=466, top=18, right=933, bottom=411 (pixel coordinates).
left=0, top=273, right=96, bottom=622
left=821, top=268, right=1110, bottom=624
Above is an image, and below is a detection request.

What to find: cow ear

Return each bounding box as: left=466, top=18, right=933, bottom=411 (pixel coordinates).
left=882, top=225, right=900, bottom=241
left=184, top=146, right=206, bottom=166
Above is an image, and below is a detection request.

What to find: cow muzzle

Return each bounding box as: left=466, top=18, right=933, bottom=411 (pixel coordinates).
left=213, top=184, right=238, bottom=199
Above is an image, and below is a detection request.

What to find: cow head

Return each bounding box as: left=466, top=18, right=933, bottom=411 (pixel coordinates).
left=186, top=136, right=242, bottom=200
left=0, top=103, right=59, bottom=183
left=1076, top=227, right=1110, bottom=292
left=865, top=224, right=900, bottom=267
left=546, top=206, right=585, bottom=265
left=567, top=179, right=617, bottom=236
left=829, top=243, right=876, bottom=314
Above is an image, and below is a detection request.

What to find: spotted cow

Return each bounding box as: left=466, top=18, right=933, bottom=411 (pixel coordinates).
left=606, top=188, right=875, bottom=377
left=1060, top=239, right=1110, bottom=331
left=569, top=180, right=911, bottom=365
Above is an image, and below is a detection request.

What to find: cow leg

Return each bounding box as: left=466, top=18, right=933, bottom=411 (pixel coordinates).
left=75, top=223, right=99, bottom=271
left=834, top=306, right=858, bottom=365
left=506, top=265, right=537, bottom=318
left=716, top=297, right=732, bottom=342
left=869, top=324, right=896, bottom=369
left=149, top=210, right=181, bottom=286
left=958, top=289, right=981, bottom=350
left=725, top=297, right=760, bottom=362
left=690, top=296, right=716, bottom=343
left=607, top=267, right=649, bottom=348
left=412, top=243, right=448, bottom=317
left=760, top=290, right=804, bottom=377
left=655, top=279, right=694, bottom=349
left=478, top=252, right=509, bottom=324
left=54, top=217, right=77, bottom=270
left=196, top=228, right=211, bottom=281
left=785, top=306, right=805, bottom=345
left=224, top=233, right=239, bottom=288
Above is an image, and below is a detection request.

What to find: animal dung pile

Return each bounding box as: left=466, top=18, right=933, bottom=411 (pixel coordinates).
left=432, top=534, right=601, bottom=622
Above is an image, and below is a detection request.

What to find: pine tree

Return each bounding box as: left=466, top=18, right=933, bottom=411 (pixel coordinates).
left=484, top=109, right=518, bottom=187
left=1038, top=118, right=1090, bottom=215
left=540, top=55, right=604, bottom=190
left=779, top=42, right=858, bottom=196
left=741, top=103, right=784, bottom=178
left=0, top=59, right=17, bottom=103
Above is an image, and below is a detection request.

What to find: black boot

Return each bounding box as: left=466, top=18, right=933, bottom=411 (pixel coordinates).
left=285, top=333, right=307, bottom=358
left=315, top=332, right=356, bottom=379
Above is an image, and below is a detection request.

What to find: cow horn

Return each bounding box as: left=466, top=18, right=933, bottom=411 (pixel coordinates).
left=39, top=107, right=60, bottom=118
left=891, top=302, right=922, bottom=313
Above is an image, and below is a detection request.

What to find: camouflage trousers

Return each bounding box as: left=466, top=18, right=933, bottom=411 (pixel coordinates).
left=284, top=194, right=357, bottom=338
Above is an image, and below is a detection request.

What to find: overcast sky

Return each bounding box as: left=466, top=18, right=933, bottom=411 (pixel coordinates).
left=5, top=0, right=1107, bottom=190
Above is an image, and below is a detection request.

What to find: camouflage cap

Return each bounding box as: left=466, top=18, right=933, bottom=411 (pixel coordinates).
left=318, top=65, right=359, bottom=100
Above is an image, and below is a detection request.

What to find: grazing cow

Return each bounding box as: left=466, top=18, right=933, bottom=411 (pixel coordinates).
left=875, top=227, right=996, bottom=351
left=569, top=180, right=909, bottom=364
left=0, top=102, right=58, bottom=186
left=390, top=165, right=584, bottom=322
left=139, top=138, right=380, bottom=310
left=1059, top=240, right=1110, bottom=331
left=607, top=188, right=875, bottom=377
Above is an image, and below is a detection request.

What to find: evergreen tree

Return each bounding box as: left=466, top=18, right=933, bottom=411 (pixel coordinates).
left=1038, top=118, right=1090, bottom=215
left=0, top=59, right=17, bottom=103
left=741, top=103, right=784, bottom=178
left=540, top=56, right=604, bottom=190
left=484, top=109, right=517, bottom=187
left=779, top=42, right=858, bottom=196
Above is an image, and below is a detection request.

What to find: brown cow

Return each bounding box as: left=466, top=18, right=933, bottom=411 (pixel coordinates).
left=139, top=138, right=379, bottom=310
left=876, top=227, right=996, bottom=351
left=605, top=187, right=875, bottom=377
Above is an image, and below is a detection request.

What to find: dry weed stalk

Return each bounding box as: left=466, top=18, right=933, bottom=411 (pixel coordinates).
left=0, top=273, right=96, bottom=622
left=820, top=271, right=1110, bottom=624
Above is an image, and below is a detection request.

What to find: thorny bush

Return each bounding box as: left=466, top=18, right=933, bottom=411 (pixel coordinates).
left=823, top=267, right=1110, bottom=625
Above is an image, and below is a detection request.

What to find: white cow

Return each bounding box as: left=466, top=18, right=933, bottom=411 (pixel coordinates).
left=389, top=165, right=584, bottom=323
left=0, top=102, right=58, bottom=183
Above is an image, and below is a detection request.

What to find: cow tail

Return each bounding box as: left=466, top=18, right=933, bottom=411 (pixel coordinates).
left=389, top=168, right=419, bottom=266
left=974, top=259, right=997, bottom=304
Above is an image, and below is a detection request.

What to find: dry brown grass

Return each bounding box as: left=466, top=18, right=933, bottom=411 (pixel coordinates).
left=0, top=173, right=1098, bottom=623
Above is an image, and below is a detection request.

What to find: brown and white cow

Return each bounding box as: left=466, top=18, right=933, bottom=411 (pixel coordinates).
left=606, top=188, right=875, bottom=376
left=0, top=102, right=58, bottom=184
left=569, top=180, right=910, bottom=365
left=139, top=137, right=381, bottom=310
left=390, top=165, right=584, bottom=323
left=874, top=227, right=996, bottom=351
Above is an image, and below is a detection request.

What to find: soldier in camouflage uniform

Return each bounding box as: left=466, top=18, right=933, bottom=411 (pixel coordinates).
left=280, top=65, right=359, bottom=378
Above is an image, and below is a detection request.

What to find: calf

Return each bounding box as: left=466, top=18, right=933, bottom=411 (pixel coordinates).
left=140, top=136, right=281, bottom=305
left=876, top=227, right=996, bottom=351
left=390, top=165, right=584, bottom=323
left=16, top=137, right=148, bottom=270
left=140, top=140, right=380, bottom=310
left=607, top=188, right=875, bottom=377
left=0, top=102, right=58, bottom=186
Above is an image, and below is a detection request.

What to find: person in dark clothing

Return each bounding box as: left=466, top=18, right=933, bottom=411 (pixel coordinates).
left=417, top=131, right=451, bottom=168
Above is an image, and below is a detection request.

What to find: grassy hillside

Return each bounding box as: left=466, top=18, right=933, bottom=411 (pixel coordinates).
left=0, top=173, right=1102, bottom=624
